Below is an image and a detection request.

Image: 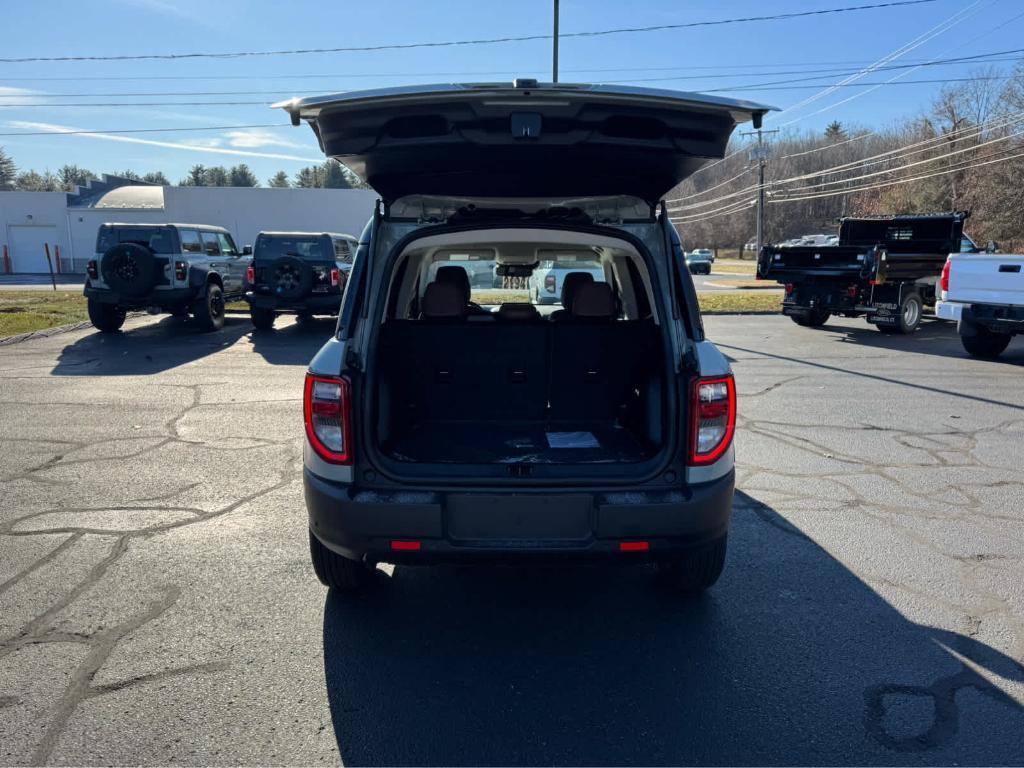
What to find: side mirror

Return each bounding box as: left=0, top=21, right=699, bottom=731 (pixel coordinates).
left=242, top=245, right=253, bottom=256
left=986, top=240, right=998, bottom=254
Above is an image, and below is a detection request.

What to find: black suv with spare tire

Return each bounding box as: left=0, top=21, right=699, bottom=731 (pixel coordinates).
left=85, top=223, right=252, bottom=333
left=244, top=231, right=357, bottom=330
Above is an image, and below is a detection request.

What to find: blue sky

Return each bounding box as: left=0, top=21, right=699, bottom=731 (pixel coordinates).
left=1, top=0, right=1021, bottom=185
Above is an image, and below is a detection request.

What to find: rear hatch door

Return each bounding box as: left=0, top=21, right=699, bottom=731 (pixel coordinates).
left=276, top=82, right=771, bottom=203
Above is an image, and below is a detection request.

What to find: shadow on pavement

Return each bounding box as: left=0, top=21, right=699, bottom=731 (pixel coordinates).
left=322, top=492, right=1023, bottom=765
left=51, top=315, right=254, bottom=376
left=248, top=317, right=336, bottom=366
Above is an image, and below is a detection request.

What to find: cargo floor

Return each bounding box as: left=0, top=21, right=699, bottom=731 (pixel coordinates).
left=383, top=420, right=655, bottom=464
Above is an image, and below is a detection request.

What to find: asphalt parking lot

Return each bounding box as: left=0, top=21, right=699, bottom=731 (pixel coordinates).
left=1, top=313, right=1022, bottom=765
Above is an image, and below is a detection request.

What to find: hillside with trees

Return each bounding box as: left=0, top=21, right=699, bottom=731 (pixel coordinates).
left=668, top=65, right=1024, bottom=252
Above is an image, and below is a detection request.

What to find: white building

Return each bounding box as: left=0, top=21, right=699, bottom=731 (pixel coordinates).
left=0, top=176, right=378, bottom=274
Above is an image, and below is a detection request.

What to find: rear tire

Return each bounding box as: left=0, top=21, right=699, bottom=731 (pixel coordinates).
left=309, top=531, right=374, bottom=592
left=879, top=291, right=922, bottom=334
left=193, top=283, right=225, bottom=332
left=656, top=535, right=728, bottom=594
left=791, top=308, right=830, bottom=327
left=87, top=299, right=126, bottom=333
left=250, top=306, right=275, bottom=331
left=961, top=325, right=1012, bottom=359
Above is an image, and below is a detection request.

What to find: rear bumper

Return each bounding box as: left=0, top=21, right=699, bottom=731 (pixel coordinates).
left=304, top=468, right=735, bottom=565
left=964, top=303, right=1024, bottom=333
left=245, top=291, right=341, bottom=313
left=935, top=300, right=963, bottom=322
left=84, top=282, right=196, bottom=308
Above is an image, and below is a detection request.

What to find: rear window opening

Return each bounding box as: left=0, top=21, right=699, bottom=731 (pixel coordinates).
left=96, top=226, right=177, bottom=255
left=255, top=234, right=330, bottom=261
left=368, top=228, right=672, bottom=473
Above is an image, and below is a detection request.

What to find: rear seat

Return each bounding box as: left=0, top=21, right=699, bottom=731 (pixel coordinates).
left=381, top=280, right=655, bottom=427
left=548, top=282, right=657, bottom=421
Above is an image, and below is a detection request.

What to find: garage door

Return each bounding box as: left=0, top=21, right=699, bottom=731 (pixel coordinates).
left=9, top=225, right=59, bottom=274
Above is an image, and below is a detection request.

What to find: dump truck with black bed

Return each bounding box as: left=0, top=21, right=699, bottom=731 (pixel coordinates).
left=756, top=212, right=973, bottom=334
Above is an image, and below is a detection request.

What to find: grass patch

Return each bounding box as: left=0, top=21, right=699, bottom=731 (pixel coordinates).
left=0, top=291, right=90, bottom=338
left=472, top=290, right=530, bottom=305
left=698, top=292, right=781, bottom=314
left=708, top=259, right=757, bottom=276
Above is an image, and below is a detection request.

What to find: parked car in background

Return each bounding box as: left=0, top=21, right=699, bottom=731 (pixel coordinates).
left=85, top=223, right=251, bottom=333
left=685, top=249, right=714, bottom=274
left=282, top=81, right=761, bottom=595
left=245, top=232, right=358, bottom=330
left=937, top=249, right=1023, bottom=358
left=528, top=255, right=606, bottom=304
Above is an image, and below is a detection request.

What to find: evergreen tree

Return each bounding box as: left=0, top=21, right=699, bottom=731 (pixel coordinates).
left=0, top=147, right=16, bottom=190
left=228, top=163, right=258, bottom=187
left=142, top=171, right=170, bottom=185
left=824, top=121, right=847, bottom=142
left=57, top=164, right=96, bottom=191
left=268, top=170, right=290, bottom=188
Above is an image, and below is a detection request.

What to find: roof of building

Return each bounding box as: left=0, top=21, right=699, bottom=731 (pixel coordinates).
left=67, top=175, right=164, bottom=209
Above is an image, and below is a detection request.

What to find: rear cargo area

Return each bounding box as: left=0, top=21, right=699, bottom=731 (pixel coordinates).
left=370, top=227, right=669, bottom=466
left=376, top=318, right=663, bottom=464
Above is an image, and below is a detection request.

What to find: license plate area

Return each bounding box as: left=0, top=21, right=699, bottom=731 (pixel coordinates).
left=446, top=494, right=593, bottom=545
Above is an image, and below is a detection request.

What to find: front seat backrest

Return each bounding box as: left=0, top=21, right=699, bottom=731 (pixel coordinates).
left=434, top=266, right=471, bottom=304
left=571, top=281, right=616, bottom=320
left=420, top=282, right=467, bottom=320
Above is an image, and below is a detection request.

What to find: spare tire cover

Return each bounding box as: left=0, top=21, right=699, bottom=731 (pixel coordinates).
left=101, top=242, right=157, bottom=297
left=270, top=256, right=313, bottom=300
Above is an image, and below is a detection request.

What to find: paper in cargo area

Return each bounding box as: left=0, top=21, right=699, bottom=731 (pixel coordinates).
left=546, top=431, right=600, bottom=449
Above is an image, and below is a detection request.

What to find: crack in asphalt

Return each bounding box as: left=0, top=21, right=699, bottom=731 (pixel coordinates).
left=1, top=319, right=1021, bottom=762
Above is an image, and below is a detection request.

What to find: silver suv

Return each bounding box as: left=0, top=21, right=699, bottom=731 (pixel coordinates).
left=85, top=223, right=252, bottom=332
left=283, top=82, right=769, bottom=594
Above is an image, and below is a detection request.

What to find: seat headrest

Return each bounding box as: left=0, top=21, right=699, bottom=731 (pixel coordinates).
left=420, top=282, right=467, bottom=319
left=571, top=282, right=616, bottom=319
left=560, top=271, right=594, bottom=308
left=497, top=302, right=541, bottom=321
left=434, top=266, right=471, bottom=304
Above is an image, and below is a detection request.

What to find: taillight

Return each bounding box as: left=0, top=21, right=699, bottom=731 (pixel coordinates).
left=784, top=283, right=794, bottom=295
left=246, top=265, right=255, bottom=285
left=940, top=259, right=951, bottom=293
left=689, top=375, right=736, bottom=466
left=545, top=274, right=556, bottom=292
left=847, top=284, right=858, bottom=299
left=86, top=260, right=98, bottom=279
left=330, top=268, right=339, bottom=287
left=304, top=374, right=353, bottom=464
left=175, top=261, right=188, bottom=281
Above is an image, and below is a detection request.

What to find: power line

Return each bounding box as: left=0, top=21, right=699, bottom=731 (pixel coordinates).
left=667, top=110, right=1024, bottom=212
left=6, top=54, right=995, bottom=81
left=4, top=52, right=1017, bottom=100
left=0, top=74, right=1011, bottom=106
left=0, top=123, right=286, bottom=137
left=769, top=145, right=1024, bottom=203
left=770, top=0, right=985, bottom=124
left=0, top=1, right=938, bottom=63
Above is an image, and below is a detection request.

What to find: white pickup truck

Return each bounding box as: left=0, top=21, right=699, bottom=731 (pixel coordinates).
left=937, top=252, right=1024, bottom=359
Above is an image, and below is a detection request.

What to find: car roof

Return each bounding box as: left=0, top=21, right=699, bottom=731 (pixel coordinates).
left=102, top=222, right=231, bottom=233
left=257, top=231, right=357, bottom=240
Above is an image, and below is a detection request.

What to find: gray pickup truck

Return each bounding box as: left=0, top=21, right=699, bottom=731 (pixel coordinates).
left=84, top=222, right=252, bottom=332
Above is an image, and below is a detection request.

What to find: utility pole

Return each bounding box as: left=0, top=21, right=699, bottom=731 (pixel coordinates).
left=741, top=126, right=779, bottom=254
left=552, top=0, right=560, bottom=83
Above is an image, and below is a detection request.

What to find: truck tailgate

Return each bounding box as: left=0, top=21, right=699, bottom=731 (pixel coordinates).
left=948, top=254, right=1024, bottom=305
